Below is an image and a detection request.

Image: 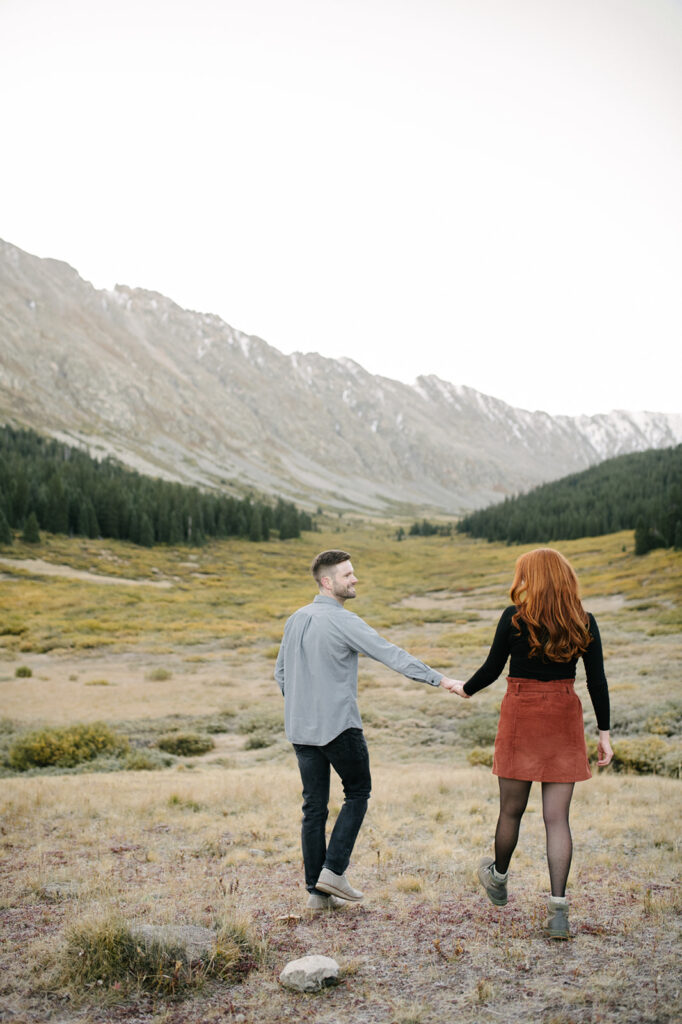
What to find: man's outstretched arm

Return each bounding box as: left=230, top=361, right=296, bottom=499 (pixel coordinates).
left=340, top=611, right=458, bottom=691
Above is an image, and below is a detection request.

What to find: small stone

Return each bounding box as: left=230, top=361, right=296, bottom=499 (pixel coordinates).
left=279, top=954, right=340, bottom=992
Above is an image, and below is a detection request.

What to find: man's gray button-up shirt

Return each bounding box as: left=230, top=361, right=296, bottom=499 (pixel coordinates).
left=274, top=594, right=443, bottom=745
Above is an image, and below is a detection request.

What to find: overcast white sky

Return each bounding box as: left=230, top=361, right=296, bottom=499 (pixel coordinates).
left=2, top=0, right=681, bottom=416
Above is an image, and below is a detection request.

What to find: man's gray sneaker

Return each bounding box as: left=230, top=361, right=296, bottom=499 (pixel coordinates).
left=306, top=891, right=346, bottom=911
left=545, top=896, right=570, bottom=939
left=316, top=868, right=363, bottom=902
left=476, top=856, right=508, bottom=906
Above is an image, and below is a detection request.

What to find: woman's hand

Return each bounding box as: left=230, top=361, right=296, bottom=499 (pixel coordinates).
left=447, top=679, right=470, bottom=699
left=597, top=730, right=613, bottom=766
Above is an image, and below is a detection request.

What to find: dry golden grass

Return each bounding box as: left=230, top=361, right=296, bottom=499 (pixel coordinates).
left=0, top=523, right=680, bottom=1023
left=1, top=765, right=680, bottom=1023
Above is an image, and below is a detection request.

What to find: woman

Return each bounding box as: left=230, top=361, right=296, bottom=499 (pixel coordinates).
left=451, top=548, right=613, bottom=939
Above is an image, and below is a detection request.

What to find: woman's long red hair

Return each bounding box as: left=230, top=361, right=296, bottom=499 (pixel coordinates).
left=510, top=548, right=591, bottom=662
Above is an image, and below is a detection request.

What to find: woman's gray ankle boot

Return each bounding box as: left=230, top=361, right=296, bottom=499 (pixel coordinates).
left=545, top=896, right=570, bottom=939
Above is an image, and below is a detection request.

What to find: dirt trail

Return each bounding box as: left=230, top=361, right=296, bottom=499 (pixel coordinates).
left=0, top=556, right=172, bottom=588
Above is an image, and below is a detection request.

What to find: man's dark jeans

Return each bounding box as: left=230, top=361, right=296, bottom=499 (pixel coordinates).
left=293, top=727, right=372, bottom=893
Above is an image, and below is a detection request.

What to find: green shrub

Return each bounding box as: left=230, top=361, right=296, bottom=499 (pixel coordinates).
left=236, top=708, right=282, bottom=735
left=458, top=712, right=499, bottom=747
left=244, top=732, right=273, bottom=750
left=124, top=749, right=172, bottom=771
left=204, top=713, right=237, bottom=734
left=146, top=667, right=172, bottom=681
left=8, top=723, right=128, bottom=770
left=157, top=732, right=214, bottom=756
left=611, top=736, right=670, bottom=775
left=0, top=619, right=27, bottom=636
left=467, top=746, right=494, bottom=767
left=661, top=747, right=682, bottom=779
left=168, top=794, right=203, bottom=811
left=644, top=707, right=682, bottom=736
left=14, top=665, right=32, bottom=678
left=613, top=701, right=682, bottom=738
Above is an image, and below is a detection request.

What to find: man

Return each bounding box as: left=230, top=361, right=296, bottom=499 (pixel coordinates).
left=274, top=548, right=459, bottom=911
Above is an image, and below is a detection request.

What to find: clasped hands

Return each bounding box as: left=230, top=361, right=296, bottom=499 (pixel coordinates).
left=439, top=676, right=469, bottom=699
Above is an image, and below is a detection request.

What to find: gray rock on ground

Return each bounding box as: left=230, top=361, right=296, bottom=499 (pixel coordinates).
left=279, top=954, right=340, bottom=992
left=39, top=881, right=80, bottom=900
left=131, top=924, right=217, bottom=961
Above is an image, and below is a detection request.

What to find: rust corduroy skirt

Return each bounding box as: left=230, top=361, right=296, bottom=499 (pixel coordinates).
left=492, top=677, right=592, bottom=783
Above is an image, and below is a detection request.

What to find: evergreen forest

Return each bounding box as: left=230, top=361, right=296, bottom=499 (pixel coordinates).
left=0, top=425, right=313, bottom=547
left=455, top=445, right=682, bottom=554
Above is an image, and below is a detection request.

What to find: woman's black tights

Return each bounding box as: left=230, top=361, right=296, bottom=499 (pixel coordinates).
left=494, top=778, right=575, bottom=896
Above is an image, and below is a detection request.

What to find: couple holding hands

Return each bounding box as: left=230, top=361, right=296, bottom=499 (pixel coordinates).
left=275, top=547, right=613, bottom=939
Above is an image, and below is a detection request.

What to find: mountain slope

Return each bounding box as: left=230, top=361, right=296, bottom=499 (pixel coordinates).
left=1, top=238, right=680, bottom=513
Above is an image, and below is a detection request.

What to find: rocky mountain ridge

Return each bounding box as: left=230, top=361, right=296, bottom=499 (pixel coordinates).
left=1, top=238, right=680, bottom=514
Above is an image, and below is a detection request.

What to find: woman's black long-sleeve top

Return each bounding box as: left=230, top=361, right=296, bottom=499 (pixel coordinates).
left=462, top=606, right=610, bottom=730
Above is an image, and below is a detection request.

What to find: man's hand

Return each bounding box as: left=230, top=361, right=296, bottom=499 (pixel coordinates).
left=440, top=677, right=469, bottom=697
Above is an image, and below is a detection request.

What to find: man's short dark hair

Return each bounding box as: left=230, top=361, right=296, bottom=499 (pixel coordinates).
left=311, top=549, right=351, bottom=583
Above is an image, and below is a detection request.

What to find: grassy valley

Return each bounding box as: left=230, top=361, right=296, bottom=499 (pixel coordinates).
left=0, top=523, right=680, bottom=1023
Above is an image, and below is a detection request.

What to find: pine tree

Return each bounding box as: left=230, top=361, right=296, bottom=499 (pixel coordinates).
left=22, top=511, right=40, bottom=544
left=10, top=470, right=29, bottom=526
left=46, top=474, right=69, bottom=534
left=249, top=506, right=263, bottom=542
left=77, top=497, right=100, bottom=539
left=278, top=504, right=301, bottom=540
left=0, top=508, right=12, bottom=545
left=139, top=513, right=155, bottom=547
left=634, top=517, right=650, bottom=556
left=168, top=509, right=184, bottom=545
left=260, top=504, right=272, bottom=541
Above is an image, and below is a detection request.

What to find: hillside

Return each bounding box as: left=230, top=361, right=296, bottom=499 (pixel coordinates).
left=1, top=238, right=680, bottom=514
left=456, top=445, right=682, bottom=548
left=0, top=424, right=312, bottom=546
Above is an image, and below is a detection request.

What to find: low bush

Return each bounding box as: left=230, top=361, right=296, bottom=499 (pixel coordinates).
left=236, top=708, right=282, bottom=735
left=611, top=736, right=674, bottom=775
left=644, top=706, right=682, bottom=736
left=0, top=620, right=27, bottom=637
left=59, top=912, right=263, bottom=997
left=8, top=723, right=128, bottom=770
left=14, top=665, right=32, bottom=678
left=157, top=733, right=214, bottom=756
left=467, top=746, right=494, bottom=767
left=146, top=667, right=172, bottom=681
left=611, top=700, right=682, bottom=737
left=458, top=712, right=499, bottom=747
left=124, top=749, right=173, bottom=771
left=244, top=732, right=273, bottom=750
